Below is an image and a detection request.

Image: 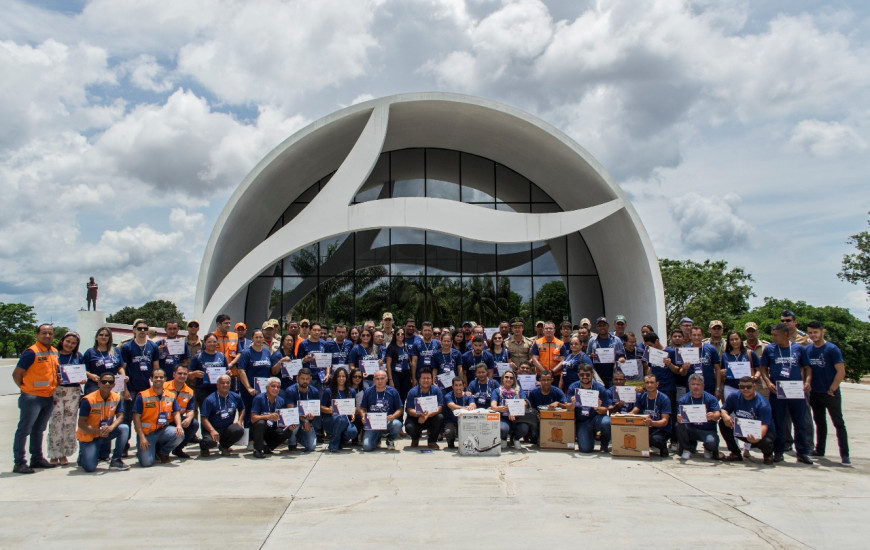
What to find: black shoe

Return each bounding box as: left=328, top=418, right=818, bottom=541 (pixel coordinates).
left=263, top=447, right=274, bottom=455
left=252, top=450, right=266, bottom=459
left=810, top=449, right=824, bottom=457
left=797, top=454, right=813, bottom=465
left=13, top=463, right=35, bottom=474
left=659, top=447, right=669, bottom=458
left=763, top=454, right=774, bottom=465
left=30, top=457, right=56, bottom=469
left=287, top=444, right=297, bottom=452
left=773, top=454, right=784, bottom=463
left=173, top=450, right=192, bottom=459
left=447, top=441, right=456, bottom=449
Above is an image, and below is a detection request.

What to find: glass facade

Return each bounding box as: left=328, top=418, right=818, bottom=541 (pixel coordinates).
left=245, top=148, right=601, bottom=327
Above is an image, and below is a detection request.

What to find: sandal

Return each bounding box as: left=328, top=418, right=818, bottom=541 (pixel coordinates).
left=59, top=457, right=69, bottom=466
left=49, top=458, right=60, bottom=465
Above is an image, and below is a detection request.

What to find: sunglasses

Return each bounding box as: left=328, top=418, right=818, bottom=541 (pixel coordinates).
left=579, top=373, right=593, bottom=377
left=738, top=385, right=754, bottom=389
left=503, top=376, right=515, bottom=380
left=100, top=379, right=115, bottom=385
left=188, top=323, right=199, bottom=328
left=136, top=326, right=148, bottom=331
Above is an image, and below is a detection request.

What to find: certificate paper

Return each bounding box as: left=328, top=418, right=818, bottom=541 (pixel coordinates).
left=436, top=372, right=455, bottom=389
left=165, top=338, right=185, bottom=356
left=620, top=359, right=639, bottom=377
left=517, top=374, right=538, bottom=393
left=596, top=348, right=615, bottom=363
left=282, top=359, right=302, bottom=378
left=728, top=361, right=751, bottom=379
left=647, top=347, right=668, bottom=367
left=777, top=381, right=805, bottom=399
left=415, top=395, right=440, bottom=414
left=576, top=388, right=599, bottom=408
left=254, top=377, right=269, bottom=394
left=495, top=362, right=511, bottom=376
left=365, top=412, right=388, bottom=430
left=332, top=398, right=355, bottom=416
left=313, top=352, right=332, bottom=371
left=206, top=366, right=227, bottom=384
left=112, top=376, right=126, bottom=394
left=734, top=418, right=762, bottom=439
left=679, top=347, right=700, bottom=364
left=61, top=364, right=87, bottom=384
left=362, top=359, right=380, bottom=376
left=680, top=404, right=707, bottom=424
left=299, top=400, right=321, bottom=417
left=278, top=407, right=299, bottom=428
left=505, top=398, right=526, bottom=416
left=614, top=386, right=636, bottom=404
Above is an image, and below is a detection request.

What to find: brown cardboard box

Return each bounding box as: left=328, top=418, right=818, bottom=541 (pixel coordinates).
left=610, top=414, right=651, bottom=458
left=539, top=408, right=575, bottom=450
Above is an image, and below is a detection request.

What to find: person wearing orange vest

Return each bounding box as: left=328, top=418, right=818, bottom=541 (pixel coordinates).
left=12, top=324, right=59, bottom=474
left=166, top=364, right=199, bottom=459
left=77, top=372, right=130, bottom=472
left=531, top=321, right=564, bottom=382
left=133, top=369, right=183, bottom=467
left=214, top=313, right=240, bottom=392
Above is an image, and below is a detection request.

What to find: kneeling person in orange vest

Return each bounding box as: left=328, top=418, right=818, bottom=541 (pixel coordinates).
left=77, top=373, right=130, bottom=472
left=133, top=369, right=183, bottom=467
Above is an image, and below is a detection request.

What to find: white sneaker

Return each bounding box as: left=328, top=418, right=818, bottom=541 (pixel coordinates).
left=513, top=440, right=522, bottom=450
left=704, top=451, right=713, bottom=459
left=501, top=440, right=507, bottom=450
left=681, top=451, right=691, bottom=460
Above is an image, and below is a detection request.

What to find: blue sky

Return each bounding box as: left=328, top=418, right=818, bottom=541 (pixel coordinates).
left=2, top=0, right=868, bottom=328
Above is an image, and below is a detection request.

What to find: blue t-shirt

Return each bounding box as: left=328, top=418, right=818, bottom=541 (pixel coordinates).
left=405, top=333, right=423, bottom=350
left=567, top=381, right=611, bottom=422
left=120, top=340, right=161, bottom=393
left=586, top=335, right=625, bottom=382
left=387, top=342, right=412, bottom=373
left=461, top=350, right=495, bottom=375
left=412, top=339, right=440, bottom=369
left=359, top=385, right=403, bottom=415
left=347, top=345, right=379, bottom=378
left=282, top=383, right=321, bottom=406
left=642, top=346, right=681, bottom=392
left=677, top=391, right=721, bottom=431
left=82, top=347, right=124, bottom=393
left=723, top=391, right=775, bottom=435
left=201, top=391, right=244, bottom=430
left=721, top=350, right=758, bottom=388
left=468, top=378, right=500, bottom=409
left=297, top=339, right=328, bottom=374
left=189, top=351, right=229, bottom=391
left=528, top=386, right=567, bottom=409
left=156, top=338, right=190, bottom=379
left=326, top=339, right=354, bottom=366
left=404, top=385, right=445, bottom=411
left=679, top=344, right=720, bottom=394
left=607, top=387, right=636, bottom=414
left=237, top=346, right=274, bottom=389
left=490, top=385, right=527, bottom=417
left=270, top=349, right=296, bottom=388
left=806, top=342, right=845, bottom=394
left=560, top=352, right=594, bottom=388
left=57, top=352, right=83, bottom=387
left=760, top=343, right=810, bottom=382
left=431, top=348, right=463, bottom=377
left=443, top=391, right=473, bottom=425
left=16, top=348, right=38, bottom=370
left=617, top=346, right=646, bottom=382
left=250, top=393, right=286, bottom=416
left=635, top=391, right=672, bottom=433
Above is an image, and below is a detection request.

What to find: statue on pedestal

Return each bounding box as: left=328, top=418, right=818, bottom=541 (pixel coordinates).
left=86, top=277, right=98, bottom=311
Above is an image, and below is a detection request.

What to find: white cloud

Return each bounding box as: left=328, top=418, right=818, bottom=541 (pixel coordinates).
left=788, top=119, right=868, bottom=158
left=122, top=54, right=173, bottom=92
left=668, top=192, right=754, bottom=253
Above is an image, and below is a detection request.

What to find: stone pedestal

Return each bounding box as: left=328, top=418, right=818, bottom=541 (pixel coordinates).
left=77, top=310, right=107, bottom=349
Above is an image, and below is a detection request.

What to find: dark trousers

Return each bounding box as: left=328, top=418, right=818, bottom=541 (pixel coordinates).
left=649, top=429, right=670, bottom=452
left=250, top=419, right=290, bottom=452
left=405, top=413, right=444, bottom=444
left=719, top=419, right=774, bottom=456
left=201, top=423, right=244, bottom=450
left=172, top=419, right=199, bottom=453
left=663, top=390, right=678, bottom=444
left=809, top=392, right=849, bottom=458
left=769, top=394, right=809, bottom=456
left=392, top=371, right=412, bottom=404
left=443, top=422, right=458, bottom=445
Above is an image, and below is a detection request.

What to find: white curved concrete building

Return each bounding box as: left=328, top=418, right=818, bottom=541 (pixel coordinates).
left=195, top=93, right=664, bottom=332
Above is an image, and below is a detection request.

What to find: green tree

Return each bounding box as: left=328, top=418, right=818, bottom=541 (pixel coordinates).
left=107, top=300, right=186, bottom=328
left=531, top=281, right=570, bottom=326
left=659, top=259, right=754, bottom=332
left=0, top=302, right=37, bottom=357
left=839, top=212, right=870, bottom=311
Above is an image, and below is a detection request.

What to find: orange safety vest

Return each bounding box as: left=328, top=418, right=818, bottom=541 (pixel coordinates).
left=20, top=343, right=59, bottom=397
left=167, top=382, right=195, bottom=421
left=534, top=337, right=564, bottom=370
left=216, top=331, right=239, bottom=360
left=77, top=390, right=122, bottom=442
left=137, top=387, right=178, bottom=435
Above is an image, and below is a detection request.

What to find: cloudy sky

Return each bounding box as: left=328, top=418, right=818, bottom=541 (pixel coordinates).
left=2, top=0, right=868, bottom=328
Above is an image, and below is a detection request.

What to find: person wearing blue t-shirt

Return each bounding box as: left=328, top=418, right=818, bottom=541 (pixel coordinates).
left=607, top=372, right=638, bottom=414
left=560, top=336, right=594, bottom=391
left=719, top=376, right=775, bottom=464
left=721, top=331, right=759, bottom=393
left=528, top=371, right=569, bottom=410
left=385, top=328, right=413, bottom=402
left=410, top=322, right=440, bottom=385
left=630, top=374, right=672, bottom=457
left=468, top=364, right=500, bottom=410
left=443, top=377, right=475, bottom=449
left=568, top=365, right=611, bottom=453
left=586, top=317, right=625, bottom=388
left=297, top=323, right=329, bottom=390
left=156, top=320, right=190, bottom=380
left=760, top=323, right=813, bottom=464
left=490, top=371, right=530, bottom=450
left=404, top=370, right=444, bottom=449
left=431, top=332, right=464, bottom=390
left=188, top=334, right=229, bottom=408
left=680, top=328, right=722, bottom=398
left=675, top=374, right=722, bottom=461
left=462, top=336, right=495, bottom=382
left=347, top=329, right=381, bottom=388
left=199, top=374, right=245, bottom=457
left=319, top=368, right=358, bottom=453
left=120, top=319, right=161, bottom=455
left=641, top=331, right=682, bottom=449
left=359, top=370, right=404, bottom=451
left=282, top=368, right=321, bottom=453
left=249, top=378, right=290, bottom=458
left=615, top=332, right=645, bottom=386
left=270, top=333, right=297, bottom=390
left=230, top=330, right=274, bottom=427
left=325, top=324, right=354, bottom=379
left=82, top=328, right=125, bottom=395
left=805, top=321, right=849, bottom=465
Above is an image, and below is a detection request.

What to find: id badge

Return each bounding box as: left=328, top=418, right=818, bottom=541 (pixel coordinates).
left=100, top=419, right=111, bottom=428
left=266, top=420, right=275, bottom=428
left=780, top=364, right=792, bottom=378
left=423, top=354, right=432, bottom=366
left=157, top=412, right=168, bottom=426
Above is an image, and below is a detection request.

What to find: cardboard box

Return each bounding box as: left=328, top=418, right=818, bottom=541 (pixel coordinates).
left=539, top=409, right=575, bottom=450
left=610, top=414, right=650, bottom=458
left=458, top=411, right=502, bottom=456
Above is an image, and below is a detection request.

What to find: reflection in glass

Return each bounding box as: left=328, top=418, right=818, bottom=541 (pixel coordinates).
left=392, top=149, right=425, bottom=198
left=533, top=276, right=569, bottom=325
left=356, top=229, right=390, bottom=269
left=355, top=154, right=390, bottom=204
left=426, top=233, right=460, bottom=275
left=284, top=244, right=318, bottom=277
left=426, top=149, right=461, bottom=201
left=532, top=239, right=562, bottom=275
left=461, top=152, right=495, bottom=203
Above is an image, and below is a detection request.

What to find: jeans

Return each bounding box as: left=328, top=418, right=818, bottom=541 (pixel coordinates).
left=649, top=429, right=670, bottom=452
left=499, top=419, right=531, bottom=441
left=404, top=413, right=444, bottom=444
left=137, top=426, right=184, bottom=467
left=675, top=423, right=720, bottom=454
left=250, top=419, right=290, bottom=452
left=769, top=394, right=809, bottom=456
left=201, top=424, right=244, bottom=450
left=663, top=390, right=678, bottom=445
left=362, top=419, right=402, bottom=451
left=322, top=415, right=359, bottom=451
left=443, top=422, right=458, bottom=446
left=13, top=393, right=54, bottom=464
left=719, top=419, right=774, bottom=456
left=290, top=422, right=318, bottom=452
left=575, top=415, right=610, bottom=453
left=79, top=425, right=130, bottom=472
left=809, top=392, right=849, bottom=458
left=173, top=419, right=200, bottom=454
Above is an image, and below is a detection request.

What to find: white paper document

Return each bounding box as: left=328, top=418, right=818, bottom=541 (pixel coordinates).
left=735, top=418, right=762, bottom=439
left=313, top=352, right=332, bottom=371
left=614, top=386, right=636, bottom=404
left=278, top=407, right=299, bottom=428
left=254, top=377, right=269, bottom=394
left=576, top=388, right=599, bottom=408
left=61, top=364, right=87, bottom=384
left=165, top=338, right=185, bottom=356
left=596, top=348, right=615, bottom=363
left=362, top=359, right=381, bottom=376
left=206, top=366, right=226, bottom=384
left=437, top=371, right=455, bottom=389
left=112, top=376, right=125, bottom=394
left=679, top=347, right=700, bottom=364
left=620, top=359, right=639, bottom=377
left=729, top=361, right=751, bottom=379
left=332, top=398, right=356, bottom=416
left=505, top=398, right=526, bottom=416
left=495, top=362, right=511, bottom=376
left=415, top=395, right=440, bottom=414
left=777, top=380, right=805, bottom=399
left=681, top=404, right=707, bottom=424
left=299, top=399, right=321, bottom=417
left=647, top=347, right=668, bottom=367
left=365, top=412, right=388, bottom=430
left=281, top=359, right=302, bottom=378
left=517, top=374, right=537, bottom=393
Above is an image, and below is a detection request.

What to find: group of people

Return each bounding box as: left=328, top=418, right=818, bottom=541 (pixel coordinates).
left=11, top=309, right=851, bottom=473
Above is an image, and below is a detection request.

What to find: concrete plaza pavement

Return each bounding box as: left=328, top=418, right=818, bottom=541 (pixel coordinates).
left=1, top=385, right=868, bottom=549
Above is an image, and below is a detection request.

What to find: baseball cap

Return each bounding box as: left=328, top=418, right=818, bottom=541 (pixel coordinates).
left=382, top=312, right=393, bottom=320
left=510, top=317, right=524, bottom=326
left=614, top=315, right=627, bottom=324
left=744, top=322, right=759, bottom=331
left=579, top=318, right=591, bottom=328
left=595, top=316, right=608, bottom=325
left=709, top=320, right=723, bottom=329
left=234, top=322, right=246, bottom=330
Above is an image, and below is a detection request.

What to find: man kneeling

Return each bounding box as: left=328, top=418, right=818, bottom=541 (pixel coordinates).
left=133, top=369, right=184, bottom=467
left=675, top=373, right=722, bottom=460
left=200, top=375, right=245, bottom=456
left=719, top=376, right=775, bottom=465
left=404, top=369, right=444, bottom=450
left=250, top=377, right=290, bottom=458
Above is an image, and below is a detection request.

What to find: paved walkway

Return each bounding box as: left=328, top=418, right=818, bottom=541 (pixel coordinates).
left=1, top=386, right=868, bottom=549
